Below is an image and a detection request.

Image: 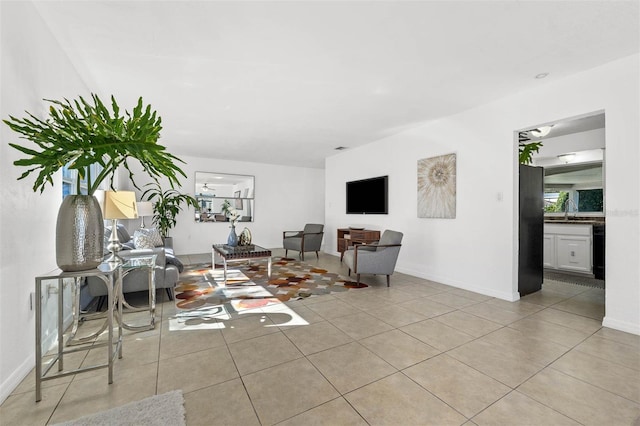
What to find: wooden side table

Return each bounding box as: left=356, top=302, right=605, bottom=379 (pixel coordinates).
left=337, top=228, right=381, bottom=261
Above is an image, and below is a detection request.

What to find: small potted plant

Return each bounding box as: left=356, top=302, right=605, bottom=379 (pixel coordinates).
left=4, top=94, right=189, bottom=270
left=141, top=181, right=199, bottom=244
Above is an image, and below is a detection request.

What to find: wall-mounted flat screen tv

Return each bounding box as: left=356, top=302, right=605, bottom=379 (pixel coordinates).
left=346, top=175, right=388, bottom=214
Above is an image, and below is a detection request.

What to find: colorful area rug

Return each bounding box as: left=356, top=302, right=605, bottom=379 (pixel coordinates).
left=176, top=257, right=365, bottom=301
left=169, top=258, right=367, bottom=330
left=243, top=257, right=367, bottom=300
left=171, top=258, right=366, bottom=328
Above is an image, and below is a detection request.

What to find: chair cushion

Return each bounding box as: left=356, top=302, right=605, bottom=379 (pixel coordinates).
left=303, top=224, right=324, bottom=234
left=377, top=230, right=403, bottom=251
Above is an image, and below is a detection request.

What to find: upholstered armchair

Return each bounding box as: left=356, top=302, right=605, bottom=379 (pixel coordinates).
left=342, top=229, right=403, bottom=287
left=283, top=224, right=324, bottom=260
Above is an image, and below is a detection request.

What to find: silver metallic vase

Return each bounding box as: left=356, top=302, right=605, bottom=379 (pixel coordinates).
left=56, top=195, right=105, bottom=272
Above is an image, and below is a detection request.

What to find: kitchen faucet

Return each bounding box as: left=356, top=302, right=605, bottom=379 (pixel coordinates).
left=564, top=197, right=578, bottom=219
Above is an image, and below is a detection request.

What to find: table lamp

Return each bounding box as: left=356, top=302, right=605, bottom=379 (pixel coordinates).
left=103, top=191, right=138, bottom=264
left=136, top=201, right=154, bottom=228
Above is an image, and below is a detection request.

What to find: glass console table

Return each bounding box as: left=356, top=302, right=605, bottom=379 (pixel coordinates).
left=119, top=254, right=157, bottom=331
left=34, top=263, right=123, bottom=402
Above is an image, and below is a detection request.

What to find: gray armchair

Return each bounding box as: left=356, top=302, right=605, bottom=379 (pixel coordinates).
left=343, top=230, right=403, bottom=287
left=283, top=224, right=324, bottom=260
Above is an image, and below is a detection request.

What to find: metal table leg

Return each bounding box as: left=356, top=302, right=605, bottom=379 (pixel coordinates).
left=35, top=277, right=43, bottom=402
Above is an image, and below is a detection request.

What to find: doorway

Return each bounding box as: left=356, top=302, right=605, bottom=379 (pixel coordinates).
left=516, top=111, right=606, bottom=321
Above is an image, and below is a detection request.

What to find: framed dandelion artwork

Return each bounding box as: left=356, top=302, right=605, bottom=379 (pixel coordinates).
left=417, top=153, right=456, bottom=218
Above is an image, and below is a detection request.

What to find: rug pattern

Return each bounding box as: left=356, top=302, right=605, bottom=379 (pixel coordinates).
left=244, top=257, right=367, bottom=301
left=176, top=257, right=365, bottom=302
left=172, top=258, right=366, bottom=324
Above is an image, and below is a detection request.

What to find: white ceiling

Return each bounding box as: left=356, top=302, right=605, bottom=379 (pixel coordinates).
left=32, top=1, right=639, bottom=168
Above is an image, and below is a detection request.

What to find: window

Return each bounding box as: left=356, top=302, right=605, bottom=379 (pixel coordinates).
left=62, top=164, right=103, bottom=198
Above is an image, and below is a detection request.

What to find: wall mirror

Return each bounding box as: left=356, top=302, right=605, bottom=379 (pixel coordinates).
left=541, top=155, right=603, bottom=214
left=194, top=172, right=254, bottom=222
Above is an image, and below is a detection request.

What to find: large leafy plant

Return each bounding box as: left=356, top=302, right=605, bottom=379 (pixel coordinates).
left=518, top=131, right=543, bottom=165
left=519, top=141, right=543, bottom=165
left=4, top=94, right=187, bottom=194
left=141, top=181, right=199, bottom=238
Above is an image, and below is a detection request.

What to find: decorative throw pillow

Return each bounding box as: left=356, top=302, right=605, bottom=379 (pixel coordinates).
left=147, top=228, right=164, bottom=246
left=133, top=228, right=163, bottom=250
left=115, top=224, right=132, bottom=244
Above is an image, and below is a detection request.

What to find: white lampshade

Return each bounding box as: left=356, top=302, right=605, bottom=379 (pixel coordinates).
left=103, top=191, right=138, bottom=220
left=93, top=189, right=105, bottom=211
left=136, top=201, right=154, bottom=217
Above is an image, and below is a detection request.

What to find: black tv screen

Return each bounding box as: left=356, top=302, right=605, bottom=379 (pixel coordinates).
left=346, top=176, right=388, bottom=214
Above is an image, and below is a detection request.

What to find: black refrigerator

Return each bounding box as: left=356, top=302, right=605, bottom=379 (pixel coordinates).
left=518, top=164, right=544, bottom=296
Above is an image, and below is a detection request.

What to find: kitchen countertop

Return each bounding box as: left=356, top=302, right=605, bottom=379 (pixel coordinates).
left=544, top=218, right=605, bottom=225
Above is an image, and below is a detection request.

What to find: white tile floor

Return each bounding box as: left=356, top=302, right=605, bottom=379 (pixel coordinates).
left=2, top=249, right=639, bottom=425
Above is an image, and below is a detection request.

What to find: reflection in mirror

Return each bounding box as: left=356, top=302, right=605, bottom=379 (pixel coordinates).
left=194, top=172, right=254, bottom=222
left=534, top=149, right=604, bottom=214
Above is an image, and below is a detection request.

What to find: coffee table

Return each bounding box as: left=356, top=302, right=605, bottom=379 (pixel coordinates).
left=212, top=244, right=272, bottom=285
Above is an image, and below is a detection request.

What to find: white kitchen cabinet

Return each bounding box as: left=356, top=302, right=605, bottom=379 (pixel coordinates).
left=544, top=223, right=593, bottom=275
left=543, top=234, right=556, bottom=268
left=556, top=235, right=592, bottom=273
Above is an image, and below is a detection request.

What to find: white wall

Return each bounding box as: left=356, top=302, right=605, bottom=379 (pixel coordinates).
left=0, top=2, right=325, bottom=402
left=0, top=2, right=89, bottom=403
left=326, top=53, right=640, bottom=335
left=119, top=155, right=325, bottom=254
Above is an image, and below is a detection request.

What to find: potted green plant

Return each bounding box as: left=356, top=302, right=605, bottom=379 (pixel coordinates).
left=141, top=181, right=199, bottom=242
left=4, top=93, right=189, bottom=271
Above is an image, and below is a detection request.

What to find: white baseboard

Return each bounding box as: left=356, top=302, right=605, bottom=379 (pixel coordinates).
left=329, top=250, right=520, bottom=301
left=396, top=265, right=519, bottom=301
left=602, top=316, right=640, bottom=336
left=1, top=310, right=74, bottom=404
left=0, top=355, right=34, bottom=405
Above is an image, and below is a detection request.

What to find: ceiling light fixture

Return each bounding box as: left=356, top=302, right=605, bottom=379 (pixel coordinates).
left=535, top=72, right=549, bottom=79
left=334, top=146, right=348, bottom=151
left=530, top=125, right=553, bottom=138
left=202, top=183, right=210, bottom=191
left=557, top=153, right=576, bottom=163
